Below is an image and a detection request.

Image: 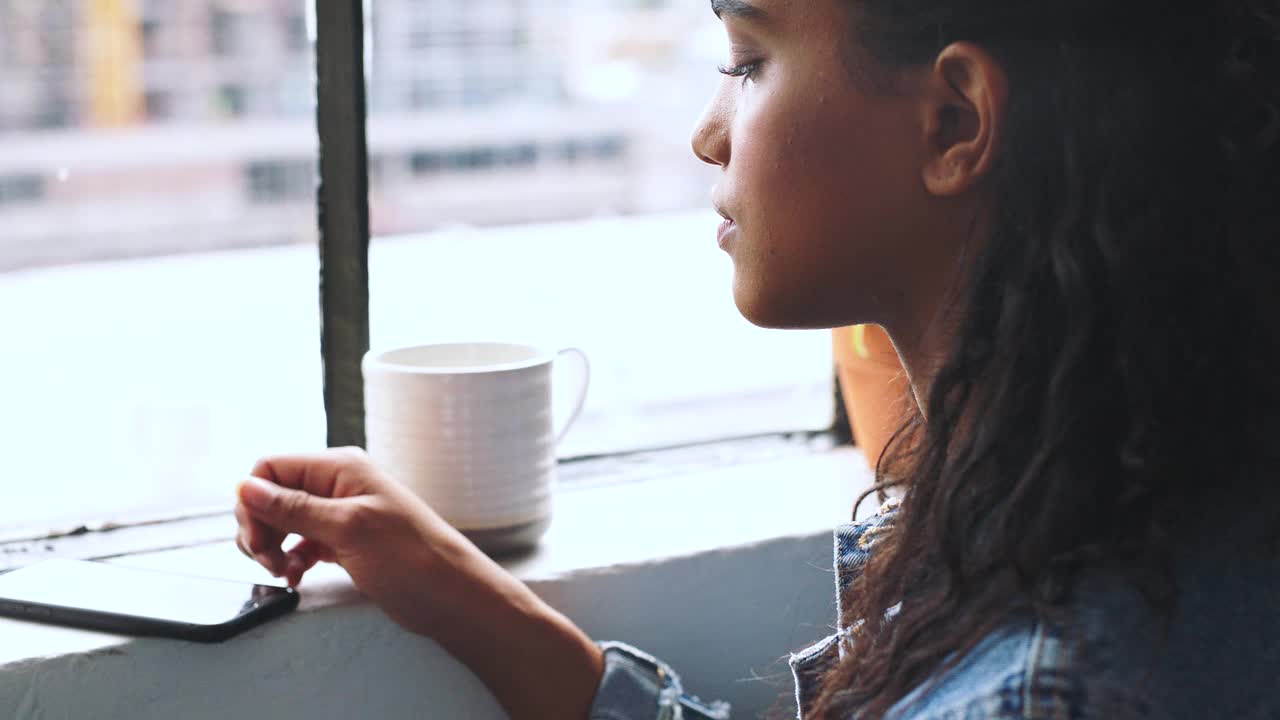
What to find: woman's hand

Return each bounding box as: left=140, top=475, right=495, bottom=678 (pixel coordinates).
left=234, top=445, right=476, bottom=635
left=234, top=446, right=604, bottom=719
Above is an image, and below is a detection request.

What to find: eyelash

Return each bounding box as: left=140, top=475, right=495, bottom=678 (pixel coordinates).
left=717, top=60, right=762, bottom=83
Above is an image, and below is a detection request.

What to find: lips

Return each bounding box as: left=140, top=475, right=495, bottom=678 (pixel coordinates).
left=716, top=217, right=736, bottom=248
left=713, top=200, right=737, bottom=249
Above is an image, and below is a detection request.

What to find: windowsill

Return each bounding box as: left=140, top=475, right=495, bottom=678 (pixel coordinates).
left=0, top=447, right=877, bottom=718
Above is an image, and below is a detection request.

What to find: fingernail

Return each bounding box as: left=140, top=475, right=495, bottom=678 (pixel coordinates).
left=239, top=477, right=274, bottom=511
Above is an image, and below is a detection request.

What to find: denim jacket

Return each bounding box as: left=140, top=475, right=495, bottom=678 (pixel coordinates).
left=590, top=488, right=1280, bottom=719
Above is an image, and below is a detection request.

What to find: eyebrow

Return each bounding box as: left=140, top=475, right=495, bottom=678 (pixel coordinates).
left=711, top=0, right=766, bottom=21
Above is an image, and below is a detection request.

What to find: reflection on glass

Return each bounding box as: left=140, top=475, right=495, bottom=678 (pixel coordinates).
left=0, top=0, right=324, bottom=537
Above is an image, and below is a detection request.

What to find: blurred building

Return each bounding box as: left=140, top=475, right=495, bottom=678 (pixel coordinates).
left=0, top=0, right=309, bottom=130
left=0, top=0, right=716, bottom=271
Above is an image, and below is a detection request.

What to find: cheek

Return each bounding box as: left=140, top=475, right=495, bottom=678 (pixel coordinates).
left=727, top=89, right=923, bottom=328
left=733, top=93, right=829, bottom=233
left=729, top=100, right=830, bottom=280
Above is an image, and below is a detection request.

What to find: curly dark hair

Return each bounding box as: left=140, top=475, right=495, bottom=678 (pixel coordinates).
left=811, top=1, right=1280, bottom=717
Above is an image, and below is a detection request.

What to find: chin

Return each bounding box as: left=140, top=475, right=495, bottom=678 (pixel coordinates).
left=733, top=287, right=824, bottom=330
left=733, top=281, right=869, bottom=330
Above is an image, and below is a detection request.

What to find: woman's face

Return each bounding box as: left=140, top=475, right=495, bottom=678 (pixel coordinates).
left=692, top=0, right=951, bottom=332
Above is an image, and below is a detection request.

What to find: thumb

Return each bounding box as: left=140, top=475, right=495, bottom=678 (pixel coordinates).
left=238, top=477, right=348, bottom=545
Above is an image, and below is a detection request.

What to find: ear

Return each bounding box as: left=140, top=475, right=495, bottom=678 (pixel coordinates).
left=920, top=42, right=1009, bottom=197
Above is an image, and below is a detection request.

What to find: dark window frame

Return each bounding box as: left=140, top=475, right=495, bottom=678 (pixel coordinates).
left=314, top=0, right=370, bottom=449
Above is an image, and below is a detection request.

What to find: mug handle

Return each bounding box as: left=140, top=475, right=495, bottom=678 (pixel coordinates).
left=553, top=348, right=591, bottom=445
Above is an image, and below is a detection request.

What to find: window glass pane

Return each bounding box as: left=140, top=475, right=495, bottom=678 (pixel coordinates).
left=364, top=0, right=832, bottom=458
left=0, top=0, right=324, bottom=538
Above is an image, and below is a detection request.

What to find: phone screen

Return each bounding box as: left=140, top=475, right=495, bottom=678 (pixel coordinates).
left=0, top=559, right=287, bottom=627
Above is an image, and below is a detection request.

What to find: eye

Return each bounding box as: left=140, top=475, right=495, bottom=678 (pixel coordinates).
left=717, top=60, right=763, bottom=84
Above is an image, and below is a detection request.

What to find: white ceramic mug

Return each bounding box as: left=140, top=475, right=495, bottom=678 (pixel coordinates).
left=362, top=342, right=589, bottom=554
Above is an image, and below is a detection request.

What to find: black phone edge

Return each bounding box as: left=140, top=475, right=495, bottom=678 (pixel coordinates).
left=0, top=587, right=300, bottom=643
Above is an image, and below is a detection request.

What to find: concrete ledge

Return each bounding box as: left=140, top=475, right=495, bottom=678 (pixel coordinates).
left=0, top=449, right=876, bottom=719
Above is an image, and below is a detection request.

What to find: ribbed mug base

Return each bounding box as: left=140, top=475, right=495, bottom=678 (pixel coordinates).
left=460, top=515, right=552, bottom=557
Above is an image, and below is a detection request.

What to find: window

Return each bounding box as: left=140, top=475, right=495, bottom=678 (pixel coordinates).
left=501, top=143, right=539, bottom=168
left=40, top=2, right=76, bottom=67
left=144, top=90, right=172, bottom=120
left=1, top=1, right=323, bottom=539
left=3, top=0, right=832, bottom=541
left=557, top=139, right=585, bottom=165
left=141, top=19, right=162, bottom=58
left=409, top=150, right=443, bottom=175
left=217, top=84, right=249, bottom=118
left=210, top=8, right=239, bottom=57
left=592, top=136, right=627, bottom=162
left=246, top=160, right=314, bottom=204
left=0, top=173, right=45, bottom=206
left=285, top=13, right=308, bottom=52
left=37, top=94, right=75, bottom=130
left=452, top=147, right=497, bottom=170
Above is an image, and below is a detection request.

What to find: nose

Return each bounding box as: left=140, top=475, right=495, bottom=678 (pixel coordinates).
left=690, top=91, right=731, bottom=168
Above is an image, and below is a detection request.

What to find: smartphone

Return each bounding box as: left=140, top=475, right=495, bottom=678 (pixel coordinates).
left=0, top=559, right=299, bottom=643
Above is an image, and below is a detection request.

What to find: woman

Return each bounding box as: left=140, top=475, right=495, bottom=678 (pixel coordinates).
left=235, top=0, right=1280, bottom=717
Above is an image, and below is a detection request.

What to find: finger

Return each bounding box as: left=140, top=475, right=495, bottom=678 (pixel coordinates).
left=283, top=538, right=333, bottom=587
left=288, top=538, right=336, bottom=564
left=236, top=502, right=281, bottom=558
left=235, top=529, right=249, bottom=559
left=234, top=504, right=251, bottom=557
left=235, top=527, right=254, bottom=559
left=250, top=447, right=373, bottom=500
left=238, top=477, right=352, bottom=547
left=235, top=500, right=287, bottom=576
left=234, top=502, right=285, bottom=561
left=236, top=529, right=284, bottom=576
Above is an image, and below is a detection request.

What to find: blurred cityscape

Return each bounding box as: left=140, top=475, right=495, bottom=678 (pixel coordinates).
left=0, top=1, right=838, bottom=538
left=0, top=0, right=723, bottom=270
